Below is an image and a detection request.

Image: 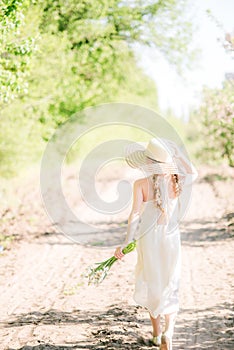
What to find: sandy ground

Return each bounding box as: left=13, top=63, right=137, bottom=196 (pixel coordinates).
left=0, top=164, right=233, bottom=350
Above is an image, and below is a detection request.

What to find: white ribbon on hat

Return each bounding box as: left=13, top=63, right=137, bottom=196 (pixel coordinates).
left=159, top=138, right=198, bottom=184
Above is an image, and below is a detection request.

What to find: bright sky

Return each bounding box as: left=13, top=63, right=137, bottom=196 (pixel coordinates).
left=137, top=0, right=234, bottom=119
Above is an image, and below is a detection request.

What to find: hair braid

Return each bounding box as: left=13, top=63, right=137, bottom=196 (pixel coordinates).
left=171, top=174, right=182, bottom=197
left=152, top=174, right=165, bottom=213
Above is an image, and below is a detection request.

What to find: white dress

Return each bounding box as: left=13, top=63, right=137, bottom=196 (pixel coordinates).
left=133, top=175, right=182, bottom=318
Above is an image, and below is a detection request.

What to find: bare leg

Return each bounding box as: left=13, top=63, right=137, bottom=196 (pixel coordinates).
left=160, top=312, right=177, bottom=350
left=150, top=313, right=162, bottom=346
left=164, top=311, right=177, bottom=337
left=150, top=313, right=161, bottom=336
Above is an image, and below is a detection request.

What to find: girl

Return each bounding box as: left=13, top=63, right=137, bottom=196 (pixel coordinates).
left=114, top=138, right=197, bottom=350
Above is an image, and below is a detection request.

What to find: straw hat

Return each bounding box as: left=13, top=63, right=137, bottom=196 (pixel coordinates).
left=125, top=138, right=179, bottom=174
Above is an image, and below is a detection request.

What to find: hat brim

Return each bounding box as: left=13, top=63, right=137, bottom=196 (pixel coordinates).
left=125, top=144, right=179, bottom=175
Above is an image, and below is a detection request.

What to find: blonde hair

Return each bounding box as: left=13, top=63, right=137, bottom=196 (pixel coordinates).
left=171, top=174, right=182, bottom=197
left=152, top=174, right=182, bottom=213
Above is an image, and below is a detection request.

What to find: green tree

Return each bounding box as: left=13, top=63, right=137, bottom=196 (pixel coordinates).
left=0, top=0, right=197, bottom=177
left=40, top=0, right=195, bottom=70
left=35, top=0, right=195, bottom=128
left=190, top=81, right=234, bottom=167
left=0, top=0, right=38, bottom=105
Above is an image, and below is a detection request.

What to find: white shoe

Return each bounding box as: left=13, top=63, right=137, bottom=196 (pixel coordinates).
left=152, top=333, right=162, bottom=346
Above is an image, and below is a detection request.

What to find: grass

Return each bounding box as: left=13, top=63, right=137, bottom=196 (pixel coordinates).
left=203, top=173, right=229, bottom=183
left=0, top=233, right=16, bottom=251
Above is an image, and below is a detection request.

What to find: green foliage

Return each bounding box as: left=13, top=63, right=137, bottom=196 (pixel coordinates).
left=189, top=81, right=234, bottom=167
left=0, top=0, right=196, bottom=177
left=0, top=0, right=38, bottom=104
left=40, top=0, right=195, bottom=71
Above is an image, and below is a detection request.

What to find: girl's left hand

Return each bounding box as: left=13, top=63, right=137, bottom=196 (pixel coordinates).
left=114, top=246, right=124, bottom=260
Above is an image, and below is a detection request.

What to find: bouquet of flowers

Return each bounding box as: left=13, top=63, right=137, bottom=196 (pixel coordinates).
left=84, top=240, right=137, bottom=285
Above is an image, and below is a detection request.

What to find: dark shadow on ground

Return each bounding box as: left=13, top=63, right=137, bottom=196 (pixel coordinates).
left=37, top=210, right=234, bottom=248
left=2, top=305, right=147, bottom=328
left=180, top=214, right=234, bottom=247
left=173, top=302, right=234, bottom=349
left=5, top=304, right=152, bottom=350
left=5, top=302, right=234, bottom=350
left=34, top=220, right=128, bottom=248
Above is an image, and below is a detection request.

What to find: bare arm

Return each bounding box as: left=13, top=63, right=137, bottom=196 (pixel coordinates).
left=114, top=180, right=143, bottom=259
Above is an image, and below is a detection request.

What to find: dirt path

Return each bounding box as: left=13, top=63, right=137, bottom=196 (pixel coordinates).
left=0, top=165, right=233, bottom=349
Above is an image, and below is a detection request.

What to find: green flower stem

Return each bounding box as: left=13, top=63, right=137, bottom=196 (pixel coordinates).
left=86, top=240, right=137, bottom=285
left=122, top=240, right=137, bottom=254
left=93, top=241, right=136, bottom=273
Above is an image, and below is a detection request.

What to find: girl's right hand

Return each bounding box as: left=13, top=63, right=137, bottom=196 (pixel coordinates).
left=114, top=246, right=124, bottom=260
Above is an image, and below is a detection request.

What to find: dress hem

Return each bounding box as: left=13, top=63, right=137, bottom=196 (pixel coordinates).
left=132, top=296, right=179, bottom=318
